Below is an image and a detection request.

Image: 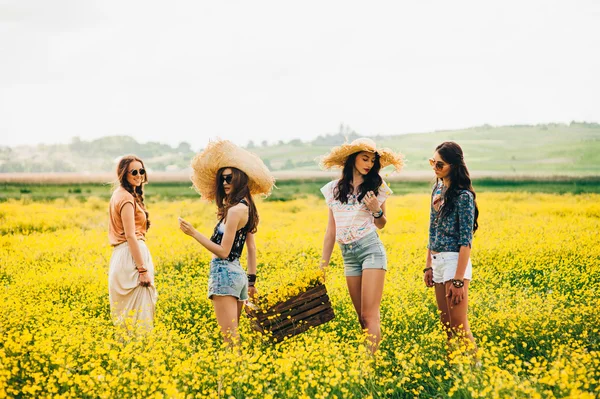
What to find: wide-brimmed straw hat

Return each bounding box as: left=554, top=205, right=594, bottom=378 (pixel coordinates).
left=320, top=138, right=404, bottom=172
left=191, top=139, right=275, bottom=200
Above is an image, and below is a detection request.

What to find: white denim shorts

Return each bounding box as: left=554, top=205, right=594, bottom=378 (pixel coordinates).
left=431, top=252, right=472, bottom=284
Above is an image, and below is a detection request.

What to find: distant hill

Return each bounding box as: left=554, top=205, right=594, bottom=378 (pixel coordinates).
left=1, top=122, right=599, bottom=175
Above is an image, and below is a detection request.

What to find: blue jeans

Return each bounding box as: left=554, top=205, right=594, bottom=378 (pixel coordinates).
left=339, top=231, right=388, bottom=277
left=208, top=258, right=248, bottom=301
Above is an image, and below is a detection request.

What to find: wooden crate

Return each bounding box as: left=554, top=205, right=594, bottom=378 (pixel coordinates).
left=245, top=283, right=335, bottom=341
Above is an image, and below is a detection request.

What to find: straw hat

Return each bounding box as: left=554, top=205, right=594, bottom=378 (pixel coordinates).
left=191, top=139, right=275, bottom=200
left=320, top=138, right=404, bottom=172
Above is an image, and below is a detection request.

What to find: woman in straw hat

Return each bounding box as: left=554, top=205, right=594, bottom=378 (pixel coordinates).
left=108, top=155, right=157, bottom=333
left=178, top=139, right=274, bottom=344
left=319, top=138, right=403, bottom=353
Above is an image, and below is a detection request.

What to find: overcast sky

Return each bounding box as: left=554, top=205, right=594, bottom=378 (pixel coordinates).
left=1, top=0, right=599, bottom=150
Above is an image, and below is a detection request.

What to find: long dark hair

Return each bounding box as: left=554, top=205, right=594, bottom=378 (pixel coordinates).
left=215, top=167, right=259, bottom=234
left=115, top=154, right=150, bottom=230
left=334, top=152, right=383, bottom=203
left=435, top=142, right=479, bottom=232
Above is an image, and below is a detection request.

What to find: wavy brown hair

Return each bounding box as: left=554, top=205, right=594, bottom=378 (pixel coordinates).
left=215, top=167, right=258, bottom=234
left=114, top=154, right=150, bottom=230
left=334, top=152, right=383, bottom=203
left=435, top=142, right=478, bottom=232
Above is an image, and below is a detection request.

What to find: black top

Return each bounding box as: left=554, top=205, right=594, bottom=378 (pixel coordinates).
left=210, top=199, right=250, bottom=261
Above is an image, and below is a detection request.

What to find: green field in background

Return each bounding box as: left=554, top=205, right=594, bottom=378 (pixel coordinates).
left=2, top=177, right=600, bottom=203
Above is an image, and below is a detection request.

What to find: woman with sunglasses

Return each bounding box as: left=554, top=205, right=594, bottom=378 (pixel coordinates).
left=319, top=138, right=403, bottom=353
left=108, top=155, right=157, bottom=332
left=423, top=142, right=479, bottom=351
left=179, top=140, right=274, bottom=345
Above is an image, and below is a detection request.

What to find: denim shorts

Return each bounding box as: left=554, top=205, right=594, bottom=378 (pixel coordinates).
left=339, top=231, right=387, bottom=277
left=430, top=252, right=473, bottom=284
left=208, top=258, right=248, bottom=301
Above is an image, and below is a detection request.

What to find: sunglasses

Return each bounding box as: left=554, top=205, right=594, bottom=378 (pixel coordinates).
left=428, top=158, right=448, bottom=170
left=221, top=174, right=233, bottom=184
left=129, top=168, right=146, bottom=176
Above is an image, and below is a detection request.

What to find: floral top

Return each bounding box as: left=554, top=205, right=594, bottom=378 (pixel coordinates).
left=321, top=179, right=392, bottom=244
left=428, top=181, right=475, bottom=252
left=210, top=199, right=249, bottom=261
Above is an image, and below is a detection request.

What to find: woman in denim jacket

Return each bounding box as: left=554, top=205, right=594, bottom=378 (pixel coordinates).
left=423, top=142, right=479, bottom=351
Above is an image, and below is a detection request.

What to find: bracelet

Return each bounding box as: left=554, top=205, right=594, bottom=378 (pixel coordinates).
left=138, top=269, right=148, bottom=275
left=372, top=209, right=384, bottom=218
left=248, top=274, right=256, bottom=287
left=451, top=279, right=464, bottom=288
left=423, top=267, right=432, bottom=273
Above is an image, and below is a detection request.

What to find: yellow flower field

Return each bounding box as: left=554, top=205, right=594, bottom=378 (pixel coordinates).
left=0, top=192, right=599, bottom=398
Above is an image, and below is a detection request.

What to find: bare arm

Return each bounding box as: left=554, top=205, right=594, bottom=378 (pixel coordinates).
left=121, top=203, right=151, bottom=287
left=121, top=203, right=145, bottom=268
left=364, top=191, right=387, bottom=229
left=246, top=232, right=257, bottom=298
left=454, top=245, right=471, bottom=281
left=246, top=232, right=257, bottom=275
left=424, top=248, right=433, bottom=287
left=321, top=208, right=336, bottom=269
left=373, top=201, right=387, bottom=229
left=179, top=205, right=246, bottom=259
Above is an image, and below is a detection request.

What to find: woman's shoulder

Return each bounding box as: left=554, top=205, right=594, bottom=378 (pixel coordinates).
left=111, top=186, right=134, bottom=202
left=228, top=201, right=250, bottom=214
left=457, top=189, right=474, bottom=203
left=320, top=179, right=339, bottom=193
left=377, top=178, right=393, bottom=197
left=457, top=188, right=473, bottom=198
left=378, top=178, right=391, bottom=190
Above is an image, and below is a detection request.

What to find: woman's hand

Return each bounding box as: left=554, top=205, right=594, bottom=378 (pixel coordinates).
left=138, top=272, right=152, bottom=287
left=248, top=286, right=257, bottom=300
left=446, top=285, right=464, bottom=305
left=319, top=259, right=329, bottom=283
left=178, top=217, right=197, bottom=237
left=363, top=191, right=381, bottom=214
left=424, top=268, right=434, bottom=287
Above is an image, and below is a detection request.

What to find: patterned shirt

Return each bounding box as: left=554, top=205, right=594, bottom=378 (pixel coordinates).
left=428, top=181, right=475, bottom=252
left=210, top=199, right=249, bottom=261
left=321, top=179, right=392, bottom=244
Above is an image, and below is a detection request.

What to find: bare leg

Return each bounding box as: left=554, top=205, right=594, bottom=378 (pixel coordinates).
left=445, top=280, right=476, bottom=351
left=360, top=269, right=386, bottom=353
left=346, top=276, right=363, bottom=327
left=237, top=300, right=244, bottom=323
left=212, top=295, right=241, bottom=345
left=434, top=282, right=452, bottom=339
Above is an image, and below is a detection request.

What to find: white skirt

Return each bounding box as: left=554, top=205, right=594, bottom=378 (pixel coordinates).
left=108, top=240, right=158, bottom=331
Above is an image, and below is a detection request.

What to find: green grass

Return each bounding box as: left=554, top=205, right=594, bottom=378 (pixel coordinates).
left=2, top=177, right=600, bottom=203
left=250, top=124, right=600, bottom=174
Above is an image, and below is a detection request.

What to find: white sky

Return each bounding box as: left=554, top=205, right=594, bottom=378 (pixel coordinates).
left=1, top=0, right=599, bottom=150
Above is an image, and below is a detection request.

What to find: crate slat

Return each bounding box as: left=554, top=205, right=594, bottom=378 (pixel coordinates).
left=272, top=307, right=335, bottom=341
left=252, top=284, right=327, bottom=320
left=268, top=300, right=332, bottom=332
left=245, top=283, right=335, bottom=341
left=258, top=294, right=331, bottom=328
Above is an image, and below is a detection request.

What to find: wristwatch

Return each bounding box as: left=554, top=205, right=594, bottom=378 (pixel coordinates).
left=372, top=209, right=384, bottom=218
left=451, top=279, right=464, bottom=288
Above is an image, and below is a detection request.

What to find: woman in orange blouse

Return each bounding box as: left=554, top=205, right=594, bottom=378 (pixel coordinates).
left=108, top=155, right=157, bottom=332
